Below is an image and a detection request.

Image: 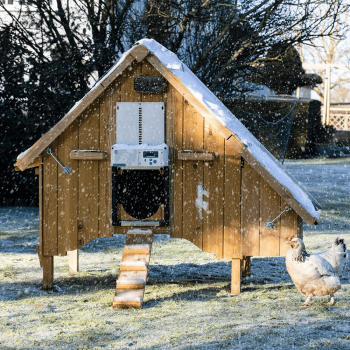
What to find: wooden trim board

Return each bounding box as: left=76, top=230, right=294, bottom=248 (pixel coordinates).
left=70, top=150, right=107, bottom=160
left=178, top=151, right=215, bottom=161
left=27, top=157, right=43, bottom=169
left=130, top=45, right=150, bottom=63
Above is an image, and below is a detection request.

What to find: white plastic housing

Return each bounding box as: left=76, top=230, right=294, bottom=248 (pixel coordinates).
left=116, top=102, right=164, bottom=145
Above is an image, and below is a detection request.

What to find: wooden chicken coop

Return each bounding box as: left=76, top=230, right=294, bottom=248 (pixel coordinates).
left=15, top=39, right=321, bottom=308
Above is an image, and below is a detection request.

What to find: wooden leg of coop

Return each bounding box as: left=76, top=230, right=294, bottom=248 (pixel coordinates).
left=68, top=249, right=79, bottom=274
left=42, top=256, right=54, bottom=290
left=241, top=256, right=251, bottom=278
left=231, top=258, right=241, bottom=294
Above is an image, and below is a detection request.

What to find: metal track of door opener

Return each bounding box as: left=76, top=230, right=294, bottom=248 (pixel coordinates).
left=264, top=206, right=291, bottom=230
left=46, top=148, right=71, bottom=175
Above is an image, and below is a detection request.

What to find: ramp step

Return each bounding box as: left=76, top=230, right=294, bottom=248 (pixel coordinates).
left=127, top=229, right=153, bottom=235
left=120, top=261, right=148, bottom=271
left=124, top=244, right=151, bottom=255
left=125, top=229, right=154, bottom=245
left=121, top=253, right=150, bottom=264
left=117, top=278, right=146, bottom=289
left=113, top=289, right=144, bottom=309
left=118, top=270, right=146, bottom=279
left=113, top=297, right=143, bottom=309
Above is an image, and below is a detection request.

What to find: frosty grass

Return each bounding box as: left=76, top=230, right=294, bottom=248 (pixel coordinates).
left=1, top=158, right=350, bottom=349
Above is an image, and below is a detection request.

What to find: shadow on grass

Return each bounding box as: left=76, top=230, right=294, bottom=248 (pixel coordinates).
left=144, top=283, right=229, bottom=307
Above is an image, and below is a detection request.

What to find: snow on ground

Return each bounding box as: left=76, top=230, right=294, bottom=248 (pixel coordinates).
left=1, top=159, right=350, bottom=349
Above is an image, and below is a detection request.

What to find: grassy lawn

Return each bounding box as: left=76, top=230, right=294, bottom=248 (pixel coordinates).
left=1, top=158, right=350, bottom=349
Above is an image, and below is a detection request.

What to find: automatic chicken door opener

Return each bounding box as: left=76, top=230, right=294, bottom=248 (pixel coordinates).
left=111, top=102, right=170, bottom=227
left=110, top=102, right=169, bottom=169
left=265, top=206, right=292, bottom=230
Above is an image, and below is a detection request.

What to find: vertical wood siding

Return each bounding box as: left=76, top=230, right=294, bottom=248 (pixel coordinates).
left=43, top=139, right=58, bottom=256
left=241, top=163, right=260, bottom=257
left=57, top=121, right=79, bottom=253
left=223, top=143, right=241, bottom=258
left=77, top=100, right=100, bottom=247
left=172, top=89, right=184, bottom=238
left=166, top=85, right=175, bottom=232
left=259, top=178, right=281, bottom=256
left=98, top=87, right=114, bottom=238
left=182, top=102, right=204, bottom=249
left=171, top=97, right=297, bottom=258
left=280, top=199, right=299, bottom=255
left=203, top=120, right=224, bottom=258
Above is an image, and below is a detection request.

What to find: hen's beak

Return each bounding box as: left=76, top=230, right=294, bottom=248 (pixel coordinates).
left=286, top=241, right=291, bottom=245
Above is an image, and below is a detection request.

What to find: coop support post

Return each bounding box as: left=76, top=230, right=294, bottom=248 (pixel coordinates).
left=42, top=256, right=54, bottom=290
left=241, top=256, right=251, bottom=277
left=68, top=249, right=79, bottom=274
left=231, top=258, right=241, bottom=294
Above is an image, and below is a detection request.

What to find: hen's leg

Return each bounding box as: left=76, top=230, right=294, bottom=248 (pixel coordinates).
left=300, top=296, right=312, bottom=308
left=324, top=294, right=336, bottom=306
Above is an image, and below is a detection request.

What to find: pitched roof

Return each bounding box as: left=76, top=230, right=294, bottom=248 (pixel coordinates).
left=15, top=38, right=321, bottom=225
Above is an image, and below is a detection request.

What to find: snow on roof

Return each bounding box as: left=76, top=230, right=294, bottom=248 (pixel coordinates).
left=16, top=148, right=30, bottom=160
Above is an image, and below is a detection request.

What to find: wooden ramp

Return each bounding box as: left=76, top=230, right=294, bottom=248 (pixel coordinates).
left=113, top=229, right=154, bottom=309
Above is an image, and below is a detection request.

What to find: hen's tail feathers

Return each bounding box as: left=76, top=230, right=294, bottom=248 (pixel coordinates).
left=333, top=238, right=348, bottom=257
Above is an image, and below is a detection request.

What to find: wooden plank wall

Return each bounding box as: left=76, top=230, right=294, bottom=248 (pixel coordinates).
left=203, top=121, right=224, bottom=258
left=280, top=199, right=299, bottom=255
left=78, top=101, right=100, bottom=246
left=259, top=178, right=281, bottom=256
left=98, top=87, right=113, bottom=238
left=42, top=60, right=172, bottom=254
left=172, top=89, right=184, bottom=238
left=223, top=144, right=241, bottom=258
left=43, top=139, right=58, bottom=256
left=182, top=102, right=204, bottom=249
left=57, top=121, right=78, bottom=252
left=41, top=58, right=300, bottom=258
left=42, top=81, right=120, bottom=253
left=171, top=96, right=299, bottom=258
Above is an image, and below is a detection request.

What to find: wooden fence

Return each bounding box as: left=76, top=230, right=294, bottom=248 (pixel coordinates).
left=323, top=105, right=350, bottom=130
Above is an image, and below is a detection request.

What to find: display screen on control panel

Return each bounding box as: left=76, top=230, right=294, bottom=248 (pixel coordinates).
left=143, top=151, right=159, bottom=158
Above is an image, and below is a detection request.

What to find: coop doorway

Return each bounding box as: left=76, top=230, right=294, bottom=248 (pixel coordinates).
left=112, top=168, right=169, bottom=226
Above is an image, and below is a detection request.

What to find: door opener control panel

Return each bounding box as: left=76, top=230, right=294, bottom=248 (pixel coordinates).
left=111, top=144, right=169, bottom=168
left=142, top=150, right=160, bottom=166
